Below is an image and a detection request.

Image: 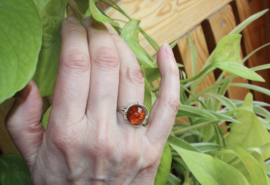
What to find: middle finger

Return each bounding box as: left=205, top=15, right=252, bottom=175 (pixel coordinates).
left=82, top=18, right=120, bottom=122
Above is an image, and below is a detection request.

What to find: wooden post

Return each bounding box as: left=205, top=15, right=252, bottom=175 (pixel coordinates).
left=177, top=26, right=216, bottom=94
left=234, top=0, right=270, bottom=103
left=202, top=5, right=250, bottom=100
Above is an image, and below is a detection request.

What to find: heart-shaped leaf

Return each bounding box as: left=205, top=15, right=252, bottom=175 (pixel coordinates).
left=0, top=0, right=42, bottom=103
left=32, top=0, right=69, bottom=97
left=214, top=34, right=242, bottom=64
left=89, top=0, right=119, bottom=26
left=0, top=153, right=31, bottom=185
left=154, top=142, right=172, bottom=185
left=225, top=93, right=270, bottom=162
left=171, top=145, right=249, bottom=185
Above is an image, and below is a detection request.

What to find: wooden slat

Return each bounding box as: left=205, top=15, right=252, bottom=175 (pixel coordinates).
left=202, top=5, right=250, bottom=100
left=176, top=26, right=227, bottom=133
left=105, top=0, right=232, bottom=56
left=235, top=0, right=270, bottom=103
left=177, top=26, right=215, bottom=94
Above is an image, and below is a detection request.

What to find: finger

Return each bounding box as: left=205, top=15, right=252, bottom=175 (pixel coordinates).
left=109, top=31, right=145, bottom=127
left=5, top=80, right=44, bottom=171
left=52, top=16, right=90, bottom=121
left=82, top=18, right=119, bottom=121
left=146, top=43, right=180, bottom=146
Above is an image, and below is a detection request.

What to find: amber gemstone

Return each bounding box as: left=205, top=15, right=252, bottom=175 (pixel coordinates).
left=127, top=105, right=146, bottom=125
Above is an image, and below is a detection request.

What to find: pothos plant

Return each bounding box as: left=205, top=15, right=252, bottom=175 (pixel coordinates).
left=1, top=0, right=270, bottom=184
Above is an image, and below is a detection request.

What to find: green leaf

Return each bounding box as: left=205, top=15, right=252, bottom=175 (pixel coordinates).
left=139, top=28, right=159, bottom=52
left=214, top=62, right=265, bottom=82
left=170, top=39, right=181, bottom=49
left=230, top=83, right=270, bottom=97
left=42, top=106, right=51, bottom=129
left=213, top=34, right=242, bottom=64
left=234, top=147, right=269, bottom=185
left=190, top=143, right=223, bottom=153
left=173, top=120, right=219, bottom=135
left=254, top=106, right=270, bottom=118
left=167, top=173, right=182, bottom=185
left=143, top=66, right=160, bottom=83
left=32, top=0, right=68, bottom=97
left=168, top=135, right=200, bottom=152
left=177, top=105, right=216, bottom=119
left=0, top=0, right=42, bottom=103
left=214, top=148, right=269, bottom=185
left=121, top=20, right=153, bottom=68
left=207, top=93, right=236, bottom=111
left=225, top=93, right=270, bottom=162
left=210, top=111, right=240, bottom=123
left=230, top=9, right=269, bottom=34
left=242, top=43, right=270, bottom=64
left=0, top=153, right=31, bottom=185
left=74, top=0, right=99, bottom=14
left=232, top=99, right=270, bottom=108
left=171, top=145, right=249, bottom=185
left=251, top=63, right=270, bottom=72
left=142, top=72, right=153, bottom=113
left=154, top=143, right=172, bottom=185
left=203, top=9, right=268, bottom=70
left=120, top=20, right=153, bottom=112
left=89, top=0, right=119, bottom=26
left=266, top=160, right=270, bottom=176
left=188, top=34, right=197, bottom=77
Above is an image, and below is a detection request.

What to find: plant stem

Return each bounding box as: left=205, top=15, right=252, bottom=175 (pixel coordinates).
left=185, top=75, right=236, bottom=105
left=180, top=63, right=215, bottom=83
left=173, top=120, right=219, bottom=135
left=67, top=2, right=82, bottom=22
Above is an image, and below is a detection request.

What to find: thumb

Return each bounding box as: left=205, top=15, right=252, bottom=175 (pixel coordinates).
left=5, top=80, right=44, bottom=170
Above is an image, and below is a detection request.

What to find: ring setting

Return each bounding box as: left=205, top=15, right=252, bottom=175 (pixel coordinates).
left=117, top=101, right=149, bottom=127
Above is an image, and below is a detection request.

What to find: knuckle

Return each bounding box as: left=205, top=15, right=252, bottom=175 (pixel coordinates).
left=93, top=46, right=119, bottom=68
left=51, top=125, right=79, bottom=151
left=62, top=24, right=86, bottom=37
left=126, top=67, right=144, bottom=87
left=165, top=97, right=180, bottom=114
left=168, top=64, right=180, bottom=78
left=122, top=148, right=141, bottom=165
left=62, top=51, right=90, bottom=72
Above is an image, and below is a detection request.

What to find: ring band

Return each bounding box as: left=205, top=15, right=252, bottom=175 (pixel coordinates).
left=117, top=101, right=149, bottom=127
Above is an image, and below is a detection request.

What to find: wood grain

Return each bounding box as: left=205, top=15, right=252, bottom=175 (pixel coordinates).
left=202, top=5, right=250, bottom=100
left=235, top=0, right=270, bottom=103
left=177, top=26, right=215, bottom=94
left=105, top=0, right=232, bottom=56
left=176, top=26, right=227, bottom=132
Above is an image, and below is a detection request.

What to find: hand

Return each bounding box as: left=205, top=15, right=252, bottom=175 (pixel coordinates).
left=6, top=16, right=180, bottom=184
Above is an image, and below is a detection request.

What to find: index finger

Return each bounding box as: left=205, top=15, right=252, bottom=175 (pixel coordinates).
left=52, top=16, right=90, bottom=121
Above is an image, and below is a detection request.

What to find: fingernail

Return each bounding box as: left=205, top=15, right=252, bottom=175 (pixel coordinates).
left=163, top=43, right=174, bottom=57
left=108, top=29, right=116, bottom=35
left=67, top=16, right=79, bottom=23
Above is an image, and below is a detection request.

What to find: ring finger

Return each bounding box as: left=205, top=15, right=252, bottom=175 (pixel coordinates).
left=110, top=31, right=145, bottom=129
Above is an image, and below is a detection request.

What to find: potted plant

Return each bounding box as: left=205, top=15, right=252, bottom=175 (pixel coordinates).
left=0, top=0, right=270, bottom=184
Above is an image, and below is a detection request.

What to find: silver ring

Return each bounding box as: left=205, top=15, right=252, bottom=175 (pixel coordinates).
left=117, top=101, right=149, bottom=127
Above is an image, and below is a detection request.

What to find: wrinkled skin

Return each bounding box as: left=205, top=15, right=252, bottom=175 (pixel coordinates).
left=6, top=16, right=180, bottom=184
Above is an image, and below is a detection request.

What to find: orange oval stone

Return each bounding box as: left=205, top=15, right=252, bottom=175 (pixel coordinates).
left=127, top=105, right=146, bottom=125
